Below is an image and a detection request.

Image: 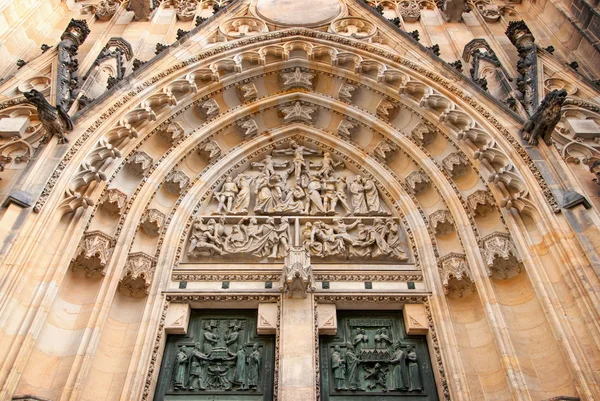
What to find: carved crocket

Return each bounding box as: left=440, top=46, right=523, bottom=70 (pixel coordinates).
left=24, top=89, right=73, bottom=144
left=519, top=89, right=567, bottom=146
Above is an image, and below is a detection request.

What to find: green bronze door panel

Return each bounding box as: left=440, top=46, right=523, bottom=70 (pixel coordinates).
left=320, top=311, right=439, bottom=401
left=154, top=309, right=275, bottom=401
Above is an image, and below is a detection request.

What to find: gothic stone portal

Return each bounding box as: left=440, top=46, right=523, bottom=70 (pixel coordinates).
left=320, top=311, right=439, bottom=401
left=154, top=310, right=275, bottom=401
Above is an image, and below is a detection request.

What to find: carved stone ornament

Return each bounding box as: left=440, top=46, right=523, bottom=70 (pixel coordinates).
left=480, top=232, right=522, bottom=279
left=476, top=1, right=501, bottom=22
left=219, top=16, right=268, bottom=38
left=467, top=190, right=495, bottom=217
left=126, top=151, right=153, bottom=176
left=442, top=152, right=469, bottom=178
left=411, top=123, right=436, bottom=147
left=280, top=244, right=315, bottom=298
left=279, top=101, right=318, bottom=124
left=95, top=0, right=120, bottom=21
left=237, top=118, right=259, bottom=138
left=195, top=98, right=220, bottom=119
left=338, top=118, right=358, bottom=139
left=100, top=188, right=127, bottom=215
left=376, top=99, right=396, bottom=120
left=429, top=210, right=454, bottom=236
left=440, top=0, right=470, bottom=22
left=279, top=67, right=314, bottom=90
left=329, top=17, right=377, bottom=38
left=405, top=170, right=431, bottom=196
left=63, top=189, right=95, bottom=213
left=165, top=170, right=190, bottom=195
left=176, top=0, right=198, bottom=21
left=140, top=208, right=166, bottom=236
left=438, top=253, right=475, bottom=297
left=506, top=20, right=538, bottom=116
left=520, top=89, right=568, bottom=146
left=236, top=83, right=258, bottom=102
left=119, top=252, right=156, bottom=297
left=338, top=82, right=358, bottom=102
left=71, top=231, right=114, bottom=277
left=198, top=140, right=222, bottom=162
left=399, top=0, right=421, bottom=22
left=372, top=141, right=398, bottom=163
left=160, top=121, right=185, bottom=144
left=24, top=89, right=73, bottom=144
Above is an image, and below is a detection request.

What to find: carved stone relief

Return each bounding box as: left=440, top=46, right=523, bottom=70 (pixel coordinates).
left=329, top=17, right=377, bottom=39
left=198, top=140, right=222, bottom=161
left=165, top=170, right=190, bottom=195
left=338, top=118, right=358, bottom=139
left=429, top=210, right=454, bottom=236
left=399, top=0, right=421, bottom=22
left=278, top=101, right=318, bottom=124
left=411, top=123, right=436, bottom=147
left=438, top=253, right=475, bottom=297
left=405, top=170, right=431, bottom=196
left=376, top=99, right=396, bottom=121
left=480, top=232, right=521, bottom=279
left=337, top=83, right=358, bottom=102
left=236, top=83, right=258, bottom=102
left=71, top=231, right=114, bottom=277
left=119, top=252, right=155, bottom=297
left=467, top=190, right=495, bottom=217
left=127, top=151, right=153, bottom=176
left=237, top=119, right=259, bottom=139
left=442, top=152, right=469, bottom=178
left=195, top=98, right=220, bottom=119
left=372, top=141, right=398, bottom=163
left=159, top=121, right=185, bottom=144
left=176, top=0, right=198, bottom=21
left=279, top=67, right=314, bottom=91
left=219, top=16, right=268, bottom=38
left=100, top=188, right=127, bottom=215
left=141, top=209, right=166, bottom=236
left=95, top=0, right=121, bottom=21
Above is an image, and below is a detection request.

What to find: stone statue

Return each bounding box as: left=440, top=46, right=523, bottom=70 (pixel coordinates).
left=254, top=173, right=284, bottom=214
left=365, top=363, right=387, bottom=391
left=276, top=185, right=306, bottom=213
left=389, top=341, right=408, bottom=391
left=189, top=342, right=209, bottom=391
left=334, top=176, right=353, bottom=214
left=247, top=344, right=261, bottom=390
left=364, top=178, right=387, bottom=214
left=214, top=176, right=239, bottom=214
left=174, top=346, right=188, bottom=390
left=386, top=220, right=409, bottom=260
left=233, top=347, right=249, bottom=390
left=232, top=174, right=253, bottom=214
left=520, top=89, right=567, bottom=146
left=344, top=341, right=362, bottom=391
left=407, top=346, right=423, bottom=391
left=24, top=89, right=73, bottom=144
left=273, top=140, right=320, bottom=183
left=310, top=152, right=343, bottom=178
left=331, top=345, right=347, bottom=391
left=350, top=176, right=369, bottom=215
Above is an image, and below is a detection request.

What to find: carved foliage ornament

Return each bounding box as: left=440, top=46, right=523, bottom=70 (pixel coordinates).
left=405, top=170, right=431, bottom=196
left=438, top=253, right=475, bottom=297
left=279, top=67, right=314, bottom=91
left=100, top=188, right=127, bottom=215
left=399, top=0, right=421, bottom=22
left=480, top=232, right=521, bottom=279
left=141, top=208, right=166, bottom=236
left=467, top=190, right=495, bottom=217
left=429, top=210, right=454, bottom=236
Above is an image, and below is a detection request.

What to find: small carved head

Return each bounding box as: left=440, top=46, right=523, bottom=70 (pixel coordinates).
left=23, top=89, right=47, bottom=106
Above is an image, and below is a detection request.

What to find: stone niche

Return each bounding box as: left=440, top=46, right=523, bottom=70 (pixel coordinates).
left=154, top=310, right=275, bottom=400
left=319, top=311, right=439, bottom=400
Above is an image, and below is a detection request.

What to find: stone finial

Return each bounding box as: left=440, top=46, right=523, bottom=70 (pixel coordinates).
left=140, top=209, right=165, bottom=236
left=195, top=98, right=220, bottom=119
left=237, top=118, right=259, bottom=139
left=429, top=210, right=455, bottom=236
left=411, top=123, right=436, bottom=147
left=127, top=151, right=153, bottom=176
left=119, top=252, right=156, bottom=297
left=405, top=170, right=431, bottom=195
left=198, top=140, right=222, bottom=161
left=164, top=170, right=190, bottom=195
left=372, top=141, right=398, bottom=163
left=279, top=67, right=314, bottom=90
left=376, top=99, right=396, bottom=120
left=279, top=101, right=318, bottom=124
left=236, top=83, right=258, bottom=102
left=71, top=231, right=114, bottom=277
left=480, top=232, right=521, bottom=279
left=438, top=253, right=475, bottom=297
left=467, top=190, right=495, bottom=217
left=442, top=152, right=469, bottom=178
left=160, top=121, right=185, bottom=144
left=337, top=82, right=358, bottom=102
left=100, top=188, right=127, bottom=215
left=338, top=119, right=358, bottom=139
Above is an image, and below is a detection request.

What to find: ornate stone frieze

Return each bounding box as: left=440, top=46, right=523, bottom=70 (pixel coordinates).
left=159, top=121, right=185, bottom=144
left=23, top=90, right=73, bottom=144
left=438, top=253, right=475, bottom=297
left=480, top=232, right=521, bottom=279
left=467, top=190, right=495, bottom=217
left=337, top=82, right=358, bottom=102
left=442, top=152, right=469, bottom=178
left=127, top=151, right=153, bottom=176
left=429, top=210, right=454, bottom=236
left=236, top=83, right=258, bottom=102
left=198, top=140, right=222, bottom=161
left=165, top=170, right=190, bottom=195
left=280, top=245, right=315, bottom=298
left=376, top=99, right=396, bottom=120
left=279, top=101, right=318, bottom=124
left=399, top=0, right=421, bottom=22
left=195, top=98, right=220, bottom=119
left=100, top=188, right=127, bottom=215
left=119, top=252, right=156, bottom=297
left=237, top=118, right=258, bottom=139
left=141, top=208, right=166, bottom=236
left=372, top=141, right=398, bottom=163
left=338, top=118, right=358, bottom=139
left=405, top=170, right=431, bottom=196
left=71, top=230, right=114, bottom=277
left=520, top=89, right=567, bottom=146
left=411, top=123, right=435, bottom=147
left=95, top=0, right=120, bottom=21
left=279, top=67, right=314, bottom=90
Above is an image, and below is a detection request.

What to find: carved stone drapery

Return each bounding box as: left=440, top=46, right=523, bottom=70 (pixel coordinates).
left=165, top=170, right=190, bottom=195
left=140, top=209, right=166, bottom=236
left=438, top=253, right=475, bottom=297
left=442, top=152, right=469, bottom=178
left=411, top=123, right=435, bottom=147
left=467, top=190, right=495, bottom=217
left=480, top=232, right=521, bottom=279
left=405, top=170, right=431, bottom=195
left=429, top=210, right=454, bottom=236
left=119, top=252, right=156, bottom=297
left=127, top=151, right=153, bottom=176
left=279, top=101, right=318, bottom=124
left=100, top=188, right=127, bottom=215
left=279, top=67, right=314, bottom=91
left=71, top=231, right=114, bottom=277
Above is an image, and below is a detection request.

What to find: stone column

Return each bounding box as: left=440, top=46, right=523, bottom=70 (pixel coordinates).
left=278, top=295, right=317, bottom=401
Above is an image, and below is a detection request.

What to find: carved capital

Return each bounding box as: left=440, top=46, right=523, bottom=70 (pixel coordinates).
left=119, top=252, right=156, bottom=297
left=480, top=232, right=521, bottom=279
left=140, top=208, right=165, bottom=236
left=165, top=170, right=190, bottom=195
left=71, top=231, right=114, bottom=277
left=438, top=253, right=475, bottom=297
left=442, top=152, right=469, bottom=178
left=405, top=170, right=431, bottom=195
left=467, top=190, right=495, bottom=217
left=127, top=151, right=153, bottom=177
left=429, top=210, right=454, bottom=236
left=100, top=188, right=127, bottom=215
